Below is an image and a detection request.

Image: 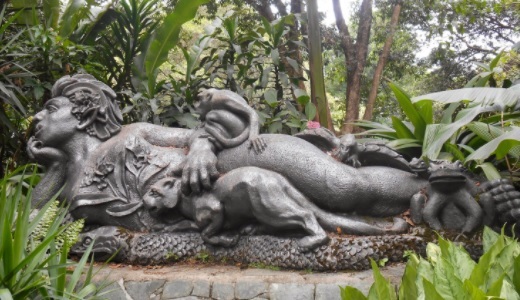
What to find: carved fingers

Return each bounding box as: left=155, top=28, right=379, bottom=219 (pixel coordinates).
left=27, top=136, right=66, bottom=166
left=180, top=149, right=219, bottom=195
left=249, top=137, right=267, bottom=154
left=480, top=179, right=520, bottom=225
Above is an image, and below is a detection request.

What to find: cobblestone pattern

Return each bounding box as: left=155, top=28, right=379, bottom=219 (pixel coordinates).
left=102, top=277, right=364, bottom=300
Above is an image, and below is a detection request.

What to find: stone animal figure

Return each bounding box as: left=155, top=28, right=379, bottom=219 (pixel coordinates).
left=143, top=167, right=408, bottom=251
left=410, top=160, right=483, bottom=233
left=197, top=89, right=266, bottom=154
left=332, top=134, right=361, bottom=168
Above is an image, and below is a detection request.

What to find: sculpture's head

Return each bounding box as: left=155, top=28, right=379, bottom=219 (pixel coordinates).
left=33, top=74, right=123, bottom=146
left=428, top=160, right=467, bottom=192
left=143, top=176, right=182, bottom=217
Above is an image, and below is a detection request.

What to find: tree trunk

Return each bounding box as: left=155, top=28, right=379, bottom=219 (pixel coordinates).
left=307, top=0, right=333, bottom=129
left=363, top=1, right=402, bottom=121
left=333, top=0, right=373, bottom=133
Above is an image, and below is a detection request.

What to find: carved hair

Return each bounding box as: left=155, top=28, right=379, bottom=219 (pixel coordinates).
left=51, top=74, right=123, bottom=140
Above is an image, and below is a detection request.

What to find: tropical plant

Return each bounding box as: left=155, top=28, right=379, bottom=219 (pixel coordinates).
left=0, top=166, right=107, bottom=299
left=159, top=11, right=314, bottom=134
left=356, top=53, right=520, bottom=181
left=341, top=227, right=520, bottom=300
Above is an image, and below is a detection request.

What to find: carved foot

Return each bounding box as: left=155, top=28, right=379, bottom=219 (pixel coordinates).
left=297, top=233, right=330, bottom=252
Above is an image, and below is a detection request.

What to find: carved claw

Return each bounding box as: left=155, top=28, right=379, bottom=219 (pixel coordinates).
left=249, top=137, right=267, bottom=154
left=480, top=179, right=520, bottom=227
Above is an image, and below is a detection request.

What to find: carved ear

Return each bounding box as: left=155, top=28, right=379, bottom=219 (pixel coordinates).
left=162, top=178, right=179, bottom=209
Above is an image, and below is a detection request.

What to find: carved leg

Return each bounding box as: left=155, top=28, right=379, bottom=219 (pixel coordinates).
left=455, top=193, right=483, bottom=233
left=422, top=194, right=444, bottom=230
left=195, top=195, right=238, bottom=247
left=410, top=192, right=427, bottom=224
left=296, top=211, right=330, bottom=251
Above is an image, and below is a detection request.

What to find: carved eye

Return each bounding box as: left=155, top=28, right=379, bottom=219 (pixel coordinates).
left=83, top=237, right=93, bottom=245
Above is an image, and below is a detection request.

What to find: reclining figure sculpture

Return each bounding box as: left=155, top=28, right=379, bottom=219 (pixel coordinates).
left=28, top=74, right=520, bottom=268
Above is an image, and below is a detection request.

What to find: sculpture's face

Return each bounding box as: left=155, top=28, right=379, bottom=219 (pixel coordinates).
left=33, top=97, right=79, bottom=148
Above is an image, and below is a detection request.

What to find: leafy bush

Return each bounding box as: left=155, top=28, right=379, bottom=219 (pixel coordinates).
left=341, top=227, right=520, bottom=300
left=157, top=12, right=313, bottom=134
left=356, top=53, right=520, bottom=182
left=0, top=166, right=107, bottom=299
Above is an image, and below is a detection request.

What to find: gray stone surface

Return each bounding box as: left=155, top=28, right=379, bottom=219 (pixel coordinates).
left=211, top=282, right=235, bottom=300
left=125, top=280, right=165, bottom=300
left=192, top=280, right=211, bottom=298
left=235, top=281, right=269, bottom=299
left=269, top=283, right=315, bottom=300
left=99, top=282, right=130, bottom=300
left=93, top=263, right=406, bottom=299
left=163, top=280, right=193, bottom=299
left=315, top=284, right=342, bottom=300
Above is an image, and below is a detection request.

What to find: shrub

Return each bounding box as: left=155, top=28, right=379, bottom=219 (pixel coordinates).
left=341, top=227, right=520, bottom=299
left=0, top=165, right=108, bottom=299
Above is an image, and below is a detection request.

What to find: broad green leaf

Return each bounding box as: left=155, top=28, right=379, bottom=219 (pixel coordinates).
left=488, top=274, right=505, bottom=297
left=144, top=0, right=209, bottom=91
left=424, top=105, right=489, bottom=159
left=513, top=255, right=520, bottom=294
left=500, top=279, right=520, bottom=300
left=477, top=163, right=502, bottom=180
left=441, top=103, right=461, bottom=124
left=490, top=52, right=504, bottom=70
left=415, top=100, right=433, bottom=125
left=466, top=128, right=520, bottom=162
left=390, top=82, right=427, bottom=140
left=422, top=278, right=444, bottom=300
left=484, top=241, right=520, bottom=291
left=367, top=259, right=397, bottom=300
left=398, top=258, right=418, bottom=300
left=391, top=117, right=415, bottom=139
left=471, top=235, right=506, bottom=288
left=0, top=289, right=13, bottom=300
left=294, top=89, right=310, bottom=106
left=340, top=286, right=367, bottom=300
left=386, top=139, right=422, bottom=150
left=484, top=228, right=502, bottom=253
left=43, top=0, right=60, bottom=29
left=427, top=243, right=441, bottom=266
left=413, top=87, right=520, bottom=110
left=264, top=89, right=278, bottom=107
left=433, top=258, right=467, bottom=300
left=305, top=102, right=317, bottom=121
left=467, top=122, right=503, bottom=142
left=463, top=280, right=487, bottom=300
left=59, top=0, right=87, bottom=38
left=437, top=236, right=475, bottom=281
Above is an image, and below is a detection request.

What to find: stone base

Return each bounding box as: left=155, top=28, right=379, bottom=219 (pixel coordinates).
left=95, top=263, right=406, bottom=300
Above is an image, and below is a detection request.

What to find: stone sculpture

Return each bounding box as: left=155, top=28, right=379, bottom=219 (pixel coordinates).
left=29, top=74, right=520, bottom=269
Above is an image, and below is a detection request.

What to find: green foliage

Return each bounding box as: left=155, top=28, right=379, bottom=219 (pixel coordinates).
left=356, top=53, right=520, bottom=181
left=0, top=166, right=107, bottom=299
left=159, top=11, right=311, bottom=134
left=341, top=227, right=520, bottom=299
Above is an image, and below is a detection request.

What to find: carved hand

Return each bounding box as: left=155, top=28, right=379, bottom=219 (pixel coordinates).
left=27, top=136, right=67, bottom=167
left=480, top=178, right=520, bottom=226
left=249, top=136, right=267, bottom=155
left=179, top=138, right=219, bottom=195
